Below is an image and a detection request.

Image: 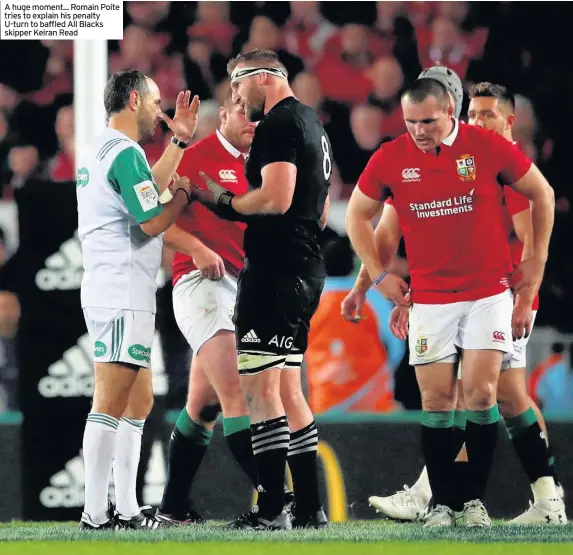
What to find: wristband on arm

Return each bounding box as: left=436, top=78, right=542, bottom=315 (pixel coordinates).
left=175, top=188, right=192, bottom=204
left=374, top=271, right=388, bottom=285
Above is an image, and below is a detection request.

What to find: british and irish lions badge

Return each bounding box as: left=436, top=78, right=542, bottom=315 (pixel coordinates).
left=456, top=154, right=476, bottom=182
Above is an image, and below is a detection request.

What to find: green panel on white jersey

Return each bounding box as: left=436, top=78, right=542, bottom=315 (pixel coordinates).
left=107, top=147, right=163, bottom=224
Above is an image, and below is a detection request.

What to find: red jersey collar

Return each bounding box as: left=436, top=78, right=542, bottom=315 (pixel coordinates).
left=216, top=129, right=242, bottom=159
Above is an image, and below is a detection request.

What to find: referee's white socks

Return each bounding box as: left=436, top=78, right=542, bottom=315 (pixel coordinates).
left=113, top=417, right=146, bottom=518
left=82, top=413, right=119, bottom=525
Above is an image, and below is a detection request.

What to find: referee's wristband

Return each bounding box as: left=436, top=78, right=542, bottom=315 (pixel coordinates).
left=175, top=187, right=191, bottom=204
left=374, top=271, right=388, bottom=285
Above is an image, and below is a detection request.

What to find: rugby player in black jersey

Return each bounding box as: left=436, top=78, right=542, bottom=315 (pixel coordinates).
left=192, top=49, right=332, bottom=530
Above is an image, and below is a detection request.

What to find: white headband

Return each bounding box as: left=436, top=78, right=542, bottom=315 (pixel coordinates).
left=230, top=66, right=288, bottom=84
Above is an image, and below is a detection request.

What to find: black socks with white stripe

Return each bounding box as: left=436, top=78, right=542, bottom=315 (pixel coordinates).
left=251, top=416, right=290, bottom=519
left=288, top=421, right=321, bottom=516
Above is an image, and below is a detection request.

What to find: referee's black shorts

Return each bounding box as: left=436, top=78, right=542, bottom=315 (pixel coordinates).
left=233, top=265, right=324, bottom=376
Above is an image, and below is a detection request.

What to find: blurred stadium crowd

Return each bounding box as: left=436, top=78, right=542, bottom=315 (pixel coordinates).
left=0, top=1, right=572, bottom=412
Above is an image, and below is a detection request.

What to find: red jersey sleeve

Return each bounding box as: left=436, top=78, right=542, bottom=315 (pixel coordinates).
left=504, top=185, right=530, bottom=216
left=357, top=148, right=390, bottom=201
left=490, top=132, right=532, bottom=185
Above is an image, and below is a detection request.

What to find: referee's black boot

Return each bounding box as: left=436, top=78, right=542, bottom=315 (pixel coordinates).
left=116, top=505, right=162, bottom=530
left=229, top=508, right=292, bottom=530
left=292, top=506, right=328, bottom=529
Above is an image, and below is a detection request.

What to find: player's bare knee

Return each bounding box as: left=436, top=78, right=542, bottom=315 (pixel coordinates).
left=281, top=387, right=305, bottom=414
left=124, top=393, right=154, bottom=420
left=92, top=393, right=130, bottom=419
left=256, top=381, right=281, bottom=406
left=464, top=382, right=497, bottom=410
left=421, top=390, right=456, bottom=412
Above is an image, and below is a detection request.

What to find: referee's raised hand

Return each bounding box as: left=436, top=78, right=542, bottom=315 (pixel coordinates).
left=159, top=90, right=200, bottom=143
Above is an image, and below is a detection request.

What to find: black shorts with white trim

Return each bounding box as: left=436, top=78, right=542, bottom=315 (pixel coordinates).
left=233, top=265, right=323, bottom=376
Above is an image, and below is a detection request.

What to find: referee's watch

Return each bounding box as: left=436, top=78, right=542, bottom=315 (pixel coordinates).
left=171, top=136, right=189, bottom=149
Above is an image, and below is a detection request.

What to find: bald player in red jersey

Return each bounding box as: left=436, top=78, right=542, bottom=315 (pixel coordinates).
left=364, top=81, right=566, bottom=526
left=157, top=95, right=259, bottom=524
left=345, top=78, right=555, bottom=527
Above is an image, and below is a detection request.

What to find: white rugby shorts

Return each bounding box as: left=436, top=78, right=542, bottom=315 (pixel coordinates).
left=83, top=308, right=155, bottom=368
left=409, top=290, right=514, bottom=366
left=172, top=270, right=237, bottom=353
left=457, top=309, right=537, bottom=378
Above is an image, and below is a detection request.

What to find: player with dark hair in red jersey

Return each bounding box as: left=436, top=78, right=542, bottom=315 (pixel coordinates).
left=345, top=78, right=555, bottom=527
left=156, top=93, right=260, bottom=525
left=465, top=83, right=565, bottom=524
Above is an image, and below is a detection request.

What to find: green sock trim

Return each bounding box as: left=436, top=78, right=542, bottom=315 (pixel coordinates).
left=175, top=409, right=213, bottom=446
left=467, top=405, right=500, bottom=425
left=504, top=407, right=537, bottom=439
left=223, top=415, right=251, bottom=437
left=421, top=410, right=454, bottom=429
left=454, top=409, right=467, bottom=430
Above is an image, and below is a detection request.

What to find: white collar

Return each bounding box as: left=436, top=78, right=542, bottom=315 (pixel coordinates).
left=441, top=117, right=459, bottom=147
left=216, top=129, right=242, bottom=159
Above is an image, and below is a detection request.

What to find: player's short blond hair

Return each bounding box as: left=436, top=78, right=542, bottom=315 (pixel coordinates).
left=227, top=49, right=288, bottom=78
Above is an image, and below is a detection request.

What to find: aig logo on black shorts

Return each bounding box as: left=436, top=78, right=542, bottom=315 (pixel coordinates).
left=269, top=335, right=293, bottom=349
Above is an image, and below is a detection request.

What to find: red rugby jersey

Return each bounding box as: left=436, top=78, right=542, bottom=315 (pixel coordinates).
left=172, top=131, right=248, bottom=286
left=358, top=121, right=532, bottom=303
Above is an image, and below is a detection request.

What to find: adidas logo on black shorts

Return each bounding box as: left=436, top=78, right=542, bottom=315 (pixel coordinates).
left=242, top=330, right=260, bottom=343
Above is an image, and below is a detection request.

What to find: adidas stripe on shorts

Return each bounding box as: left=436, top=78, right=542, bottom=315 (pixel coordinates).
left=172, top=270, right=237, bottom=353
left=83, top=307, right=155, bottom=368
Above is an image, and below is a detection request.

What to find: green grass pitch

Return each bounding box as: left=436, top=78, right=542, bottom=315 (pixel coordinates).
left=1, top=520, right=573, bottom=554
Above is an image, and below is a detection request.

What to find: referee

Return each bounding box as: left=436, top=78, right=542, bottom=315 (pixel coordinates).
left=193, top=49, right=331, bottom=530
